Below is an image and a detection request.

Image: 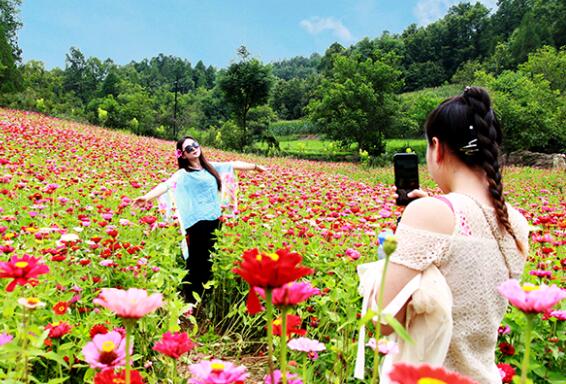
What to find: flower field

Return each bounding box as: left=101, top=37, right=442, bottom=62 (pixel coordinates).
left=0, top=109, right=564, bottom=383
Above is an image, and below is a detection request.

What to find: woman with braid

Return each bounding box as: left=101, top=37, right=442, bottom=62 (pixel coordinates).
left=375, top=87, right=529, bottom=383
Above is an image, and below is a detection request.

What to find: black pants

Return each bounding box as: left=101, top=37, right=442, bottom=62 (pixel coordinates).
left=183, top=219, right=221, bottom=302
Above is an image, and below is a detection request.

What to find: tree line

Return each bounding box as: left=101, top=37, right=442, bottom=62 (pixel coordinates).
left=0, top=0, right=564, bottom=157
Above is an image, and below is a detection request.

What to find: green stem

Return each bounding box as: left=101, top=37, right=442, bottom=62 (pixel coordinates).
left=280, top=306, right=289, bottom=384
left=371, top=251, right=391, bottom=383
left=520, top=315, right=534, bottom=384
left=22, top=308, right=29, bottom=384
left=124, top=320, right=136, bottom=384
left=265, top=289, right=275, bottom=384
left=169, top=358, right=177, bottom=384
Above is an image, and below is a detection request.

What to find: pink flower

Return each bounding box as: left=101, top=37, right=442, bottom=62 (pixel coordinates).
left=264, top=370, right=303, bottom=384
left=0, top=332, right=13, bottom=346
left=287, top=337, right=326, bottom=353
left=0, top=254, right=50, bottom=292
left=255, top=281, right=320, bottom=307
left=366, top=338, right=399, bottom=355
left=345, top=248, right=361, bottom=260
left=82, top=331, right=128, bottom=370
left=188, top=359, right=248, bottom=384
left=93, top=288, right=162, bottom=319
left=549, top=310, right=566, bottom=321
left=152, top=331, right=196, bottom=359
left=497, top=279, right=566, bottom=314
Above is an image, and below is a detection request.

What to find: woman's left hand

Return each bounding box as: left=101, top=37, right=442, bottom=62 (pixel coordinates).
left=254, top=164, right=267, bottom=172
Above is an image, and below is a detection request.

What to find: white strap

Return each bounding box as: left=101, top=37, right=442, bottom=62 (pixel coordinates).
left=354, top=267, right=421, bottom=379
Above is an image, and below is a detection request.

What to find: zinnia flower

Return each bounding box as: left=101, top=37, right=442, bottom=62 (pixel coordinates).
left=0, top=332, right=13, bottom=346
left=82, top=331, right=128, bottom=370
left=498, top=342, right=515, bottom=356
left=272, top=314, right=306, bottom=337
left=497, top=279, right=566, bottom=314
left=264, top=369, right=303, bottom=384
left=188, top=359, right=248, bottom=384
left=388, top=363, right=478, bottom=384
left=548, top=310, right=566, bottom=321
left=366, top=338, right=399, bottom=355
left=93, top=288, right=162, bottom=319
left=18, top=297, right=46, bottom=309
left=233, top=248, right=313, bottom=314
left=0, top=254, right=50, bottom=291
left=152, top=331, right=196, bottom=359
left=255, top=281, right=320, bottom=308
left=94, top=368, right=144, bottom=384
left=52, top=301, right=69, bottom=315
left=89, top=324, right=109, bottom=339
left=287, top=337, right=326, bottom=353
left=45, top=321, right=72, bottom=338
left=497, top=363, right=515, bottom=383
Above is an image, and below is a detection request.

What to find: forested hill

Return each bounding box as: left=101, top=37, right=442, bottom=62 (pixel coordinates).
left=0, top=0, right=564, bottom=157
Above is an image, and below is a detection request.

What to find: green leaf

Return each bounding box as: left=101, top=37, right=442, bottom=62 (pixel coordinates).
left=47, top=378, right=69, bottom=384
left=383, top=314, right=413, bottom=344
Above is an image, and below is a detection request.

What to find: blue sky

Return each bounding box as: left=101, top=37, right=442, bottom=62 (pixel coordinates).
left=18, top=0, right=497, bottom=69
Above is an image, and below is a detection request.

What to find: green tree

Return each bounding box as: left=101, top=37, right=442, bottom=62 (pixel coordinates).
left=0, top=0, right=22, bottom=60
left=519, top=46, right=566, bottom=92
left=270, top=78, right=309, bottom=119
left=217, top=47, right=273, bottom=150
left=308, top=54, right=402, bottom=156
left=0, top=23, right=21, bottom=93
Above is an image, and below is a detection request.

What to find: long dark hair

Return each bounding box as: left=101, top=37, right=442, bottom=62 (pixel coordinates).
left=176, top=136, right=222, bottom=191
left=425, top=86, right=525, bottom=255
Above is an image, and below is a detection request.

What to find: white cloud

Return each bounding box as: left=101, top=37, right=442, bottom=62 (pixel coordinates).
left=414, top=0, right=498, bottom=26
left=300, top=17, right=354, bottom=43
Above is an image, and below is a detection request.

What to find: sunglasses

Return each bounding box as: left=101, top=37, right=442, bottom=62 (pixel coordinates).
left=183, top=142, right=200, bottom=153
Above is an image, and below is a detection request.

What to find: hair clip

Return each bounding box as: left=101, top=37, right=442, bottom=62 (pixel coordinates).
left=460, top=138, right=479, bottom=156
left=175, top=149, right=182, bottom=158
left=464, top=86, right=471, bottom=93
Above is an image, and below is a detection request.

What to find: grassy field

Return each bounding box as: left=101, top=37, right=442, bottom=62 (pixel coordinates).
left=256, top=136, right=427, bottom=159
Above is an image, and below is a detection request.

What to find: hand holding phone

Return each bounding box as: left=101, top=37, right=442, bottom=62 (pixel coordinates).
left=393, top=153, right=419, bottom=206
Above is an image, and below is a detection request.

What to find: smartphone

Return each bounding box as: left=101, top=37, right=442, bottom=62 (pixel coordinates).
left=393, top=153, right=419, bottom=206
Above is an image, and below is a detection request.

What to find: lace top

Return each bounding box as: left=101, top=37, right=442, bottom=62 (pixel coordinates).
left=390, top=193, right=529, bottom=384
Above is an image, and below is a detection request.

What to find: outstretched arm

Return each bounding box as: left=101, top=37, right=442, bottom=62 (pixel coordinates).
left=230, top=161, right=267, bottom=172
left=133, top=182, right=168, bottom=207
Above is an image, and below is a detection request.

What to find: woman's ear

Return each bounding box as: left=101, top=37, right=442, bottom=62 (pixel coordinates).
left=430, top=137, right=445, bottom=164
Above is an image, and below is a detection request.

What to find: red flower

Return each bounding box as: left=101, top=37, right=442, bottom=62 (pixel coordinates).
left=233, top=248, right=313, bottom=314
left=499, top=342, right=515, bottom=356
left=497, top=363, right=515, bottom=383
left=389, top=363, right=478, bottom=384
left=272, top=314, right=306, bottom=337
left=89, top=323, right=109, bottom=339
left=52, top=301, right=69, bottom=315
left=0, top=254, right=50, bottom=291
left=152, top=331, right=196, bottom=359
left=45, top=321, right=72, bottom=338
left=94, top=368, right=144, bottom=384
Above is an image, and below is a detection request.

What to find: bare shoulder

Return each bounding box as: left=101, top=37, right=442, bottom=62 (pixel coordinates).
left=399, top=196, right=455, bottom=235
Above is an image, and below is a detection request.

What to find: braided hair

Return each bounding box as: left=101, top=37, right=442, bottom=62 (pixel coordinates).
left=424, top=86, right=525, bottom=255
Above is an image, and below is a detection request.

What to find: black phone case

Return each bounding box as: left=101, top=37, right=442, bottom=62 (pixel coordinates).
left=394, top=153, right=419, bottom=206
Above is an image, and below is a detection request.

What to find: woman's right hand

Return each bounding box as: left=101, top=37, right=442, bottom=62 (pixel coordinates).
left=392, top=186, right=429, bottom=201
left=132, top=196, right=149, bottom=208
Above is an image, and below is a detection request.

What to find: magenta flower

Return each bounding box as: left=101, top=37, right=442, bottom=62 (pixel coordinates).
left=498, top=279, right=566, bottom=314
left=0, top=332, right=13, bottom=346
left=82, top=331, right=128, bottom=369
left=188, top=359, right=248, bottom=384
left=93, top=288, right=163, bottom=319
left=549, top=310, right=566, bottom=321
left=264, top=370, right=303, bottom=384
left=152, top=331, right=196, bottom=359
left=0, top=254, right=50, bottom=291
left=255, top=281, right=320, bottom=307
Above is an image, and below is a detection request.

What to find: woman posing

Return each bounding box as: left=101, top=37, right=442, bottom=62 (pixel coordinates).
left=134, top=136, right=266, bottom=301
